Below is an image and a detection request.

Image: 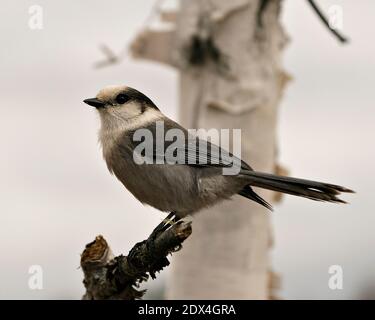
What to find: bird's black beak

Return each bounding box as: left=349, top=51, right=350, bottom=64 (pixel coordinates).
left=83, top=98, right=106, bottom=109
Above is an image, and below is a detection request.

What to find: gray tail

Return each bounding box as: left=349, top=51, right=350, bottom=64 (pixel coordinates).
left=240, top=170, right=354, bottom=207
left=239, top=185, right=274, bottom=211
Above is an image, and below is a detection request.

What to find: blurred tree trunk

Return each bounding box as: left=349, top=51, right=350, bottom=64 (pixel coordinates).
left=131, top=0, right=289, bottom=299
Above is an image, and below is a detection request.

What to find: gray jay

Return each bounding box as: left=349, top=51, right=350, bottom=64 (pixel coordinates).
left=84, top=85, right=353, bottom=224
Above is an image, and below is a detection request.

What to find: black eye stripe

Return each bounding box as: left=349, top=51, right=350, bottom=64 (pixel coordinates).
left=115, top=94, right=130, bottom=104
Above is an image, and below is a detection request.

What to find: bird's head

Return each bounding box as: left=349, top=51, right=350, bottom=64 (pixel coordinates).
left=84, top=85, right=160, bottom=125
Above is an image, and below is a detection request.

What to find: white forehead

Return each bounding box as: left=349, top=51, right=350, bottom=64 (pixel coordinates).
left=96, top=85, right=128, bottom=101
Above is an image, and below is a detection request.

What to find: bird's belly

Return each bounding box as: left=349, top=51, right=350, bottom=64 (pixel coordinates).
left=106, top=146, right=242, bottom=215
left=114, top=161, right=201, bottom=214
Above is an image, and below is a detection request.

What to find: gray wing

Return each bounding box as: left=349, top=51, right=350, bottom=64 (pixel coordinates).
left=128, top=118, right=252, bottom=171
left=127, top=118, right=272, bottom=210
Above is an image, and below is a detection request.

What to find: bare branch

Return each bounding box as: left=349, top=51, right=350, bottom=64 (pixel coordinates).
left=81, top=220, right=192, bottom=300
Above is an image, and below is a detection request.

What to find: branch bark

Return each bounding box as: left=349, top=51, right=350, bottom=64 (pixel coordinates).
left=80, top=220, right=192, bottom=300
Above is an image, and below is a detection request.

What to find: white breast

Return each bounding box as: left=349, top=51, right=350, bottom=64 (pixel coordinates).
left=98, top=107, right=163, bottom=159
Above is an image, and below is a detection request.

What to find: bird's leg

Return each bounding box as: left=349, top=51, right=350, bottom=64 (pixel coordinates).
left=165, top=213, right=182, bottom=228
left=145, top=212, right=182, bottom=255
left=150, top=212, right=180, bottom=239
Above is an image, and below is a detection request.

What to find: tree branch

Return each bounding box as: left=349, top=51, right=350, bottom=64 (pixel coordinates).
left=80, top=220, right=192, bottom=300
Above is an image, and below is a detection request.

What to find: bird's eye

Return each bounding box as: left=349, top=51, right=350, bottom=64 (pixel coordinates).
left=115, top=94, right=130, bottom=104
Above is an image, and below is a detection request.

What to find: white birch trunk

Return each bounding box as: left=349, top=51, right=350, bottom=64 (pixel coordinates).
left=130, top=0, right=289, bottom=299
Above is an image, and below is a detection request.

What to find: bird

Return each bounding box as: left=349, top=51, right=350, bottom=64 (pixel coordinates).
left=84, top=85, right=353, bottom=227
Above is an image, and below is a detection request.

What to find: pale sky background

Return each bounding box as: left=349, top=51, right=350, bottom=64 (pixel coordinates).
left=0, top=0, right=374, bottom=299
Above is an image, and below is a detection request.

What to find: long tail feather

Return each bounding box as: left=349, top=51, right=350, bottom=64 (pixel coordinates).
left=239, top=185, right=273, bottom=211
left=240, top=170, right=354, bottom=205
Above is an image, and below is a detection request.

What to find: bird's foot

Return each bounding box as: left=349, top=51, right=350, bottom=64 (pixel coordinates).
left=146, top=212, right=181, bottom=253
left=151, top=212, right=180, bottom=238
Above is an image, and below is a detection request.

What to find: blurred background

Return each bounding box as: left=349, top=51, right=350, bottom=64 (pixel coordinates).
left=0, top=0, right=374, bottom=299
